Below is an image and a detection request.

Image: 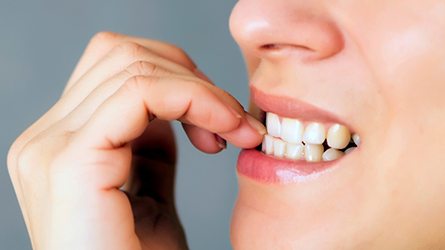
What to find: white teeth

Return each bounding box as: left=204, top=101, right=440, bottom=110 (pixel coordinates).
left=281, top=118, right=304, bottom=143
left=304, top=144, right=324, bottom=162
left=322, top=148, right=345, bottom=161
left=285, top=142, right=304, bottom=160
left=273, top=138, right=286, bottom=158
left=266, top=112, right=281, bottom=137
left=352, top=134, right=361, bottom=146
left=345, top=147, right=356, bottom=154
left=263, top=134, right=274, bottom=155
left=327, top=124, right=351, bottom=149
left=303, top=122, right=326, bottom=145
left=262, top=112, right=358, bottom=163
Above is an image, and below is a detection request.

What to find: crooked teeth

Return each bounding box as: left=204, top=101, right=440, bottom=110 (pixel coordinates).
left=266, top=112, right=281, bottom=137
left=345, top=147, right=356, bottom=154
left=327, top=124, right=351, bottom=149
left=303, top=122, right=326, bottom=145
left=261, top=112, right=359, bottom=163
left=322, top=148, right=344, bottom=161
left=305, top=144, right=324, bottom=162
left=352, top=134, right=361, bottom=146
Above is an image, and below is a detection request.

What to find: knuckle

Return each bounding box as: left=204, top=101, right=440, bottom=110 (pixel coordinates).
left=168, top=45, right=195, bottom=68
left=7, top=139, right=22, bottom=177
left=10, top=131, right=73, bottom=182
left=126, top=61, right=158, bottom=76
left=123, top=75, right=158, bottom=94
left=115, top=42, right=146, bottom=61
left=88, top=31, right=120, bottom=49
left=170, top=45, right=188, bottom=58
left=13, top=138, right=42, bottom=179
left=7, top=130, right=34, bottom=177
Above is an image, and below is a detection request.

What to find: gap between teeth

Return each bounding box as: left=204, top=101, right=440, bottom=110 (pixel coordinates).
left=263, top=112, right=360, bottom=162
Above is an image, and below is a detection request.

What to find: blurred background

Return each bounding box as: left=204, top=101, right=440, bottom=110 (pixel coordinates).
left=0, top=0, right=249, bottom=249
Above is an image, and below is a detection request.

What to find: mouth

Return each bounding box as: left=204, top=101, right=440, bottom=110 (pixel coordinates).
left=237, top=86, right=361, bottom=184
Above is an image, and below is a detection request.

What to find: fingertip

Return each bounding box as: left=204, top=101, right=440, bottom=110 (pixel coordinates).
left=218, top=116, right=265, bottom=149
left=245, top=113, right=267, bottom=136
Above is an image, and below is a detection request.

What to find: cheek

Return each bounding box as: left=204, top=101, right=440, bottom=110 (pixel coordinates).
left=360, top=1, right=445, bottom=115
left=356, top=0, right=445, bottom=235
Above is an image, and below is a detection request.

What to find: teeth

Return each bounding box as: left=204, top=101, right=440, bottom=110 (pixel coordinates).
left=285, top=142, right=304, bottom=160
left=352, top=134, right=361, bottom=146
left=262, top=112, right=358, bottom=163
left=303, top=122, right=326, bottom=145
left=322, top=148, right=345, bottom=161
left=281, top=118, right=304, bottom=143
left=327, top=124, right=351, bottom=149
left=273, top=138, right=286, bottom=158
left=304, top=144, right=324, bottom=162
left=266, top=112, right=281, bottom=137
left=263, top=134, right=274, bottom=155
left=345, top=147, right=356, bottom=154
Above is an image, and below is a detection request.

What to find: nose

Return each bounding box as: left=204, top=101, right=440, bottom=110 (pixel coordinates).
left=229, top=0, right=344, bottom=62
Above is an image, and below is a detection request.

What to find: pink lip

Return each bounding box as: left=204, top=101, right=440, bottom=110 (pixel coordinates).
left=237, top=150, right=340, bottom=183
left=236, top=86, right=350, bottom=184
left=251, top=86, right=349, bottom=124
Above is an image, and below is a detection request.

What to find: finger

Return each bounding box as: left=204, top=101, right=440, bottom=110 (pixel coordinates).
left=71, top=75, right=262, bottom=186
left=182, top=124, right=226, bottom=154
left=179, top=65, right=227, bottom=153
left=8, top=61, right=171, bottom=168
left=61, top=61, right=175, bottom=130
left=17, top=44, right=196, bottom=152
left=183, top=112, right=265, bottom=151
left=218, top=113, right=265, bottom=149
left=64, top=70, right=264, bottom=151
left=15, top=35, right=207, bottom=159
left=66, top=31, right=197, bottom=93
left=74, top=75, right=243, bottom=146
left=62, top=41, right=196, bottom=107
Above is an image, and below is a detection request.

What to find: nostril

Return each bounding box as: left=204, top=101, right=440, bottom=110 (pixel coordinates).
left=260, top=43, right=316, bottom=53
left=260, top=44, right=280, bottom=50
left=259, top=43, right=320, bottom=61
left=260, top=43, right=315, bottom=52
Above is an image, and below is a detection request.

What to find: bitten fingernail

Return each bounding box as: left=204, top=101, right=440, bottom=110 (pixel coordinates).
left=245, top=113, right=267, bottom=135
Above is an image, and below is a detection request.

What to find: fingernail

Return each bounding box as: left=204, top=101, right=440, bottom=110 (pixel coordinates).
left=227, top=105, right=244, bottom=119
left=215, top=134, right=227, bottom=149
left=194, top=68, right=213, bottom=83
left=245, top=113, right=267, bottom=135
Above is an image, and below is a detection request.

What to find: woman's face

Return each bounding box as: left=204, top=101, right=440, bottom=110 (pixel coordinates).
left=229, top=0, right=445, bottom=249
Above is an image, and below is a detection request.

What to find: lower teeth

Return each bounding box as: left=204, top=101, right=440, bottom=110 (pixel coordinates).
left=261, top=134, right=357, bottom=162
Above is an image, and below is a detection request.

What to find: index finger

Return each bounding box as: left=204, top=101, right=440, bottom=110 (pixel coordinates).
left=73, top=75, right=263, bottom=151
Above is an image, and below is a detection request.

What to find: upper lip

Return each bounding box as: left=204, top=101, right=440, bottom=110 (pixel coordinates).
left=250, top=85, right=353, bottom=129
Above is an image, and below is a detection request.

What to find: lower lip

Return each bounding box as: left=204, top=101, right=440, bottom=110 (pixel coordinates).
left=237, top=149, right=341, bottom=184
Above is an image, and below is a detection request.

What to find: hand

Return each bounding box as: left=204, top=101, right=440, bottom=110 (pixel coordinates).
left=7, top=32, right=265, bottom=250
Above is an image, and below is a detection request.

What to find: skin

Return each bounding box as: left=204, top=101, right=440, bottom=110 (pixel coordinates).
left=7, top=32, right=265, bottom=250
left=7, top=0, right=445, bottom=249
left=230, top=0, right=445, bottom=249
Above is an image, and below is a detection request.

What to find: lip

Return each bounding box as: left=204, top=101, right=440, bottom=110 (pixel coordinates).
left=251, top=86, right=350, bottom=125
left=237, top=149, right=343, bottom=183
left=236, top=86, right=354, bottom=184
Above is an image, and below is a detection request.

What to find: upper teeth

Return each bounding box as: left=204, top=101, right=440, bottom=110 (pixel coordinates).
left=262, top=112, right=360, bottom=162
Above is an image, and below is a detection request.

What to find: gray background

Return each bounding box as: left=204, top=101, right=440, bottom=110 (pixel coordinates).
left=0, top=1, right=249, bottom=249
